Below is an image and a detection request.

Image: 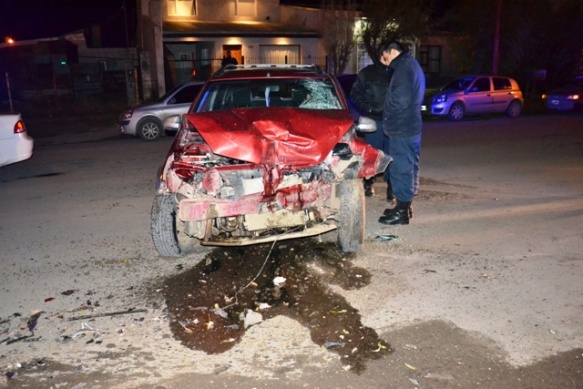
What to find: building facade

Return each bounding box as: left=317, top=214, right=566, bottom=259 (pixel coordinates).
left=137, top=0, right=329, bottom=100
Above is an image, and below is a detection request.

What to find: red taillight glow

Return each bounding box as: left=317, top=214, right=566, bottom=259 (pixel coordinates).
left=14, top=120, right=26, bottom=134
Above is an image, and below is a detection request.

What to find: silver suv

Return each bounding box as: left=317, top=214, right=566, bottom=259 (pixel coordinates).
left=425, top=75, right=524, bottom=121
left=119, top=81, right=203, bottom=140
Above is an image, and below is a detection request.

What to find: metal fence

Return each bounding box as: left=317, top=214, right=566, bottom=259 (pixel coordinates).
left=1, top=51, right=330, bottom=114
left=166, top=56, right=329, bottom=89
left=1, top=50, right=139, bottom=114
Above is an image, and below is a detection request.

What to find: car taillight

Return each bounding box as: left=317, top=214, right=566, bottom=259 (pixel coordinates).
left=14, top=120, right=26, bottom=134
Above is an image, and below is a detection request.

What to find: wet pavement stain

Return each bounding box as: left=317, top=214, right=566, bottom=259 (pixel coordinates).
left=162, top=239, right=392, bottom=373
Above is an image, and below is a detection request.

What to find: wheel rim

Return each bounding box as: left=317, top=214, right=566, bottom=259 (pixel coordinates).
left=450, top=104, right=464, bottom=120
left=508, top=102, right=521, bottom=117
left=141, top=122, right=160, bottom=140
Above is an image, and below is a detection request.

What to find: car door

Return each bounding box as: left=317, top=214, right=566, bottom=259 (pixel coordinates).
left=463, top=77, right=492, bottom=113
left=491, top=77, right=514, bottom=112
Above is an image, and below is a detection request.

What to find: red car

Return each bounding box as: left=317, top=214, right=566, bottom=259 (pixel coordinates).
left=151, top=64, right=391, bottom=256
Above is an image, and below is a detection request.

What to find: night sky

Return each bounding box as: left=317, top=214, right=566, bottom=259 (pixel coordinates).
left=0, top=0, right=126, bottom=42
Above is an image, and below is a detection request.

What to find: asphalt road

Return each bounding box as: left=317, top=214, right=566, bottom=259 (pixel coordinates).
left=0, top=113, right=582, bottom=388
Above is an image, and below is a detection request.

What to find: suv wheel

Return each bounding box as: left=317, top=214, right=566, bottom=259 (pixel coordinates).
left=448, top=102, right=465, bottom=121
left=505, top=100, right=522, bottom=118
left=138, top=118, right=163, bottom=141
left=337, top=179, right=365, bottom=253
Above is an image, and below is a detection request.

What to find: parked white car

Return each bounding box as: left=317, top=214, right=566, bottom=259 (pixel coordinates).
left=0, top=113, right=33, bottom=167
left=119, top=81, right=204, bottom=141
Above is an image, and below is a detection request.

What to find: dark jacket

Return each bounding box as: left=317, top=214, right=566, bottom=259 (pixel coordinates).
left=382, top=51, right=425, bottom=136
left=350, top=62, right=392, bottom=121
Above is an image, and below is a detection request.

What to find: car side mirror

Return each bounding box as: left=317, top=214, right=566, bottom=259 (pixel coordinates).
left=356, top=116, right=377, bottom=133
left=164, top=115, right=181, bottom=131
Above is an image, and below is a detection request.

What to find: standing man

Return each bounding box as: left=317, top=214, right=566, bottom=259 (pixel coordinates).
left=350, top=47, right=395, bottom=203
left=378, top=41, right=425, bottom=225
left=221, top=50, right=238, bottom=67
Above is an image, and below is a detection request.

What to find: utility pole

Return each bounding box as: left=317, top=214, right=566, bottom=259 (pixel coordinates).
left=492, top=0, right=502, bottom=74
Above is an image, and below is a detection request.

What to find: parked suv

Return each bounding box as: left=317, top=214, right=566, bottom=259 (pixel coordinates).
left=151, top=64, right=391, bottom=256
left=119, top=81, right=203, bottom=140
left=424, top=75, right=524, bottom=121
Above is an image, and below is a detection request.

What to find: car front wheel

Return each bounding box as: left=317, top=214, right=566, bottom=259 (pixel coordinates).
left=505, top=100, right=522, bottom=118
left=337, top=179, right=365, bottom=253
left=138, top=118, right=163, bottom=141
left=447, top=102, right=465, bottom=121
left=151, top=195, right=193, bottom=257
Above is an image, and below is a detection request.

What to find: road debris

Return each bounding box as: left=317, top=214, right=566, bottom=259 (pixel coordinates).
left=240, top=309, right=263, bottom=329
left=26, top=310, right=44, bottom=334
left=68, top=308, right=147, bottom=321
left=405, top=362, right=417, bottom=371
left=375, top=233, right=398, bottom=242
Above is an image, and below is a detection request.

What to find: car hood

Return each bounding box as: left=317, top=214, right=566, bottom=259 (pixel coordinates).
left=133, top=101, right=167, bottom=112
left=184, top=108, right=353, bottom=166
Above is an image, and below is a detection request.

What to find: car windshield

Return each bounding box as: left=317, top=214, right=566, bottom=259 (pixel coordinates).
left=441, top=77, right=475, bottom=91
left=194, top=78, right=343, bottom=112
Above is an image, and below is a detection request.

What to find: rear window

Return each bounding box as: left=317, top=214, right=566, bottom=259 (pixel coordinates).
left=493, top=77, right=512, bottom=91
left=194, top=78, right=343, bottom=112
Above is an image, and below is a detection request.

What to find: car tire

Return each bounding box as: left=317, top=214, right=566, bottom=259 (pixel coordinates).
left=337, top=179, right=365, bottom=253
left=447, top=102, right=465, bottom=121
left=137, top=118, right=163, bottom=141
left=151, top=195, right=192, bottom=257
left=505, top=100, right=522, bottom=118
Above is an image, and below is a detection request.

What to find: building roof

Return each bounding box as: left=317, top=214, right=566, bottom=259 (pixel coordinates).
left=163, top=21, right=320, bottom=39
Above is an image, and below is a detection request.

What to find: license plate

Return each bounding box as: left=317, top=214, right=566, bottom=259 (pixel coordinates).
left=551, top=100, right=559, bottom=105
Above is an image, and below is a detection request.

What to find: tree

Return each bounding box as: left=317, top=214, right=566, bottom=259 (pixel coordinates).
left=319, top=0, right=358, bottom=75
left=357, top=0, right=431, bottom=64
left=445, top=0, right=583, bottom=89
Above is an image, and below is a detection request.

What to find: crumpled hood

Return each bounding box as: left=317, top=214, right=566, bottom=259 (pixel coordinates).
left=184, top=108, right=354, bottom=166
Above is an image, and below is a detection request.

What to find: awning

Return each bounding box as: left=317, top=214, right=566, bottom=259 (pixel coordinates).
left=163, top=21, right=320, bottom=39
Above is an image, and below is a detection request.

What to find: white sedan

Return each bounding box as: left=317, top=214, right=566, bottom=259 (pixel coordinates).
left=0, top=113, right=34, bottom=167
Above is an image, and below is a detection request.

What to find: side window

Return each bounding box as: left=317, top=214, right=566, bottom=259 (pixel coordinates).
left=471, top=78, right=491, bottom=93
left=493, top=77, right=511, bottom=90
left=171, top=85, right=202, bottom=104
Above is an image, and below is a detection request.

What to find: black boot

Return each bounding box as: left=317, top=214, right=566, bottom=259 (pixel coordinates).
left=383, top=204, right=413, bottom=219
left=379, top=201, right=411, bottom=225
left=363, top=177, right=375, bottom=197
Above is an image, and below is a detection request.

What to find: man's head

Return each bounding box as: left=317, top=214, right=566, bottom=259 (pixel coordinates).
left=380, top=41, right=406, bottom=66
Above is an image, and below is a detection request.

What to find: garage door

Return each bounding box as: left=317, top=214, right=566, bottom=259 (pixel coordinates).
left=259, top=45, right=300, bottom=64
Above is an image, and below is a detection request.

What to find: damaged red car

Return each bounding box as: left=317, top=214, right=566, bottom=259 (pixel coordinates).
left=151, top=64, right=391, bottom=256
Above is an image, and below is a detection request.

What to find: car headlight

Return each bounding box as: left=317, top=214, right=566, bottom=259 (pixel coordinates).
left=567, top=94, right=579, bottom=100
left=122, top=109, right=133, bottom=120
left=433, top=94, right=447, bottom=104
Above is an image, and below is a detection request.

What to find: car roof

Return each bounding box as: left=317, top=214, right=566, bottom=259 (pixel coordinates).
left=211, top=64, right=327, bottom=80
